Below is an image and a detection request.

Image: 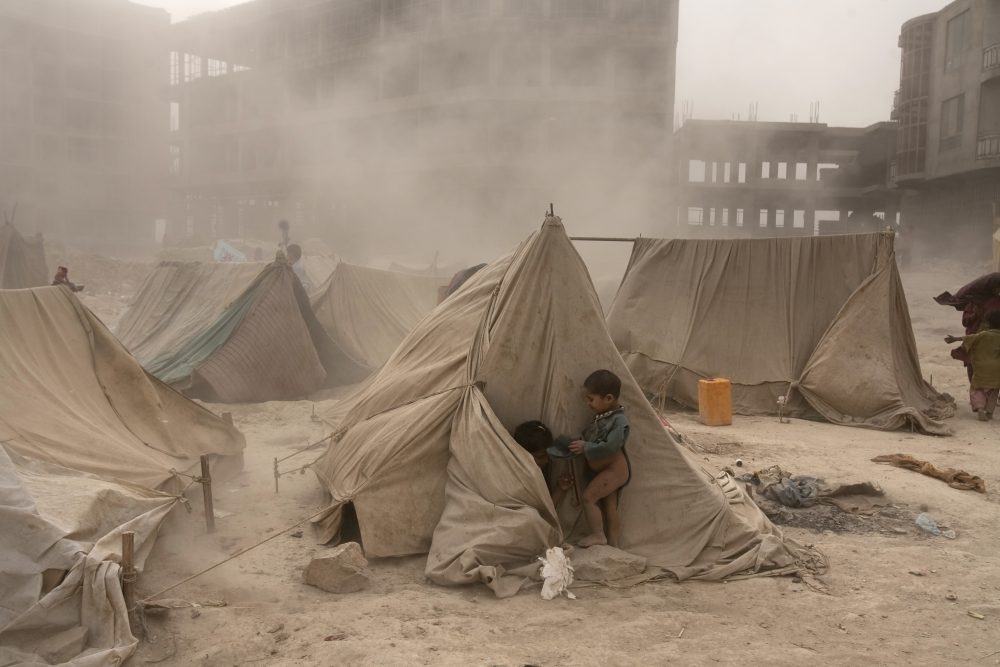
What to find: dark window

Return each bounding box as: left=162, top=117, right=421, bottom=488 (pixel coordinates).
left=940, top=94, right=964, bottom=151
left=944, top=10, right=969, bottom=71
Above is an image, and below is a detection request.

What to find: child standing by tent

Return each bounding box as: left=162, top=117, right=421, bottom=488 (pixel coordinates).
left=548, top=370, right=631, bottom=547
left=946, top=310, right=1000, bottom=421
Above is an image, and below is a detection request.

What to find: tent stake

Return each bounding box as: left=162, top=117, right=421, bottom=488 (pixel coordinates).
left=122, top=531, right=140, bottom=637
left=200, top=456, right=216, bottom=533
left=222, top=411, right=233, bottom=427
left=274, top=457, right=280, bottom=494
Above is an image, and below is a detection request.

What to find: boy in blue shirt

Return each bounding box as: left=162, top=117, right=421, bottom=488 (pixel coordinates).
left=549, top=370, right=630, bottom=548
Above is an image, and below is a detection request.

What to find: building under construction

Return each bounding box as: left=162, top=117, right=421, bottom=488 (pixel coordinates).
left=894, top=0, right=1000, bottom=260
left=672, top=119, right=901, bottom=238
left=167, top=0, right=679, bottom=253
left=0, top=0, right=169, bottom=249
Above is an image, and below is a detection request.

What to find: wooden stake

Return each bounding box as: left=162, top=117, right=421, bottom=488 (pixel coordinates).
left=121, top=531, right=139, bottom=637
left=222, top=411, right=233, bottom=427
left=200, top=455, right=215, bottom=533
left=274, top=457, right=280, bottom=494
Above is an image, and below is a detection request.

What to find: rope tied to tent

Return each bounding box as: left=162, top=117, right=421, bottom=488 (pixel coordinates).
left=139, top=505, right=332, bottom=604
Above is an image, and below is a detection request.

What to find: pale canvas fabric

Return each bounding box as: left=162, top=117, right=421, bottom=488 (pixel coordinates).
left=0, top=286, right=244, bottom=665
left=116, top=261, right=265, bottom=366
left=310, top=263, right=446, bottom=374
left=606, top=234, right=952, bottom=435
left=313, top=217, right=813, bottom=597
left=0, top=286, right=245, bottom=488
left=118, top=260, right=343, bottom=402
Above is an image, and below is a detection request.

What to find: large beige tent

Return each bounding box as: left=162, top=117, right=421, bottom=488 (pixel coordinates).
left=117, top=260, right=264, bottom=369
left=118, top=259, right=352, bottom=402
left=0, top=285, right=244, bottom=665
left=313, top=217, right=816, bottom=597
left=310, top=263, right=446, bottom=383
left=0, top=223, right=48, bottom=289
left=606, top=233, right=953, bottom=434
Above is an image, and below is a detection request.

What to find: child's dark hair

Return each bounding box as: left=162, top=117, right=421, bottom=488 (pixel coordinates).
left=986, top=310, right=1000, bottom=330
left=513, top=420, right=552, bottom=453
left=584, top=369, right=621, bottom=398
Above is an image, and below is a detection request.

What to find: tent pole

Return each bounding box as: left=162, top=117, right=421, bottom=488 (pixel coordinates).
left=122, top=531, right=140, bottom=637
left=569, top=237, right=637, bottom=242
left=200, top=456, right=216, bottom=533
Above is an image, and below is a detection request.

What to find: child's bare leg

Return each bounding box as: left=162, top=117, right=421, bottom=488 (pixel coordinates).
left=603, top=492, right=621, bottom=548
left=578, top=457, right=628, bottom=547
left=579, top=498, right=607, bottom=547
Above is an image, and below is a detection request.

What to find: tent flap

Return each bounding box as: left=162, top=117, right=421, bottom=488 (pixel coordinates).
left=607, top=233, right=952, bottom=434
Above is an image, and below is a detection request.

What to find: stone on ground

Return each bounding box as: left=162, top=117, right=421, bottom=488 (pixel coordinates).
left=304, top=542, right=372, bottom=593
left=571, top=545, right=647, bottom=582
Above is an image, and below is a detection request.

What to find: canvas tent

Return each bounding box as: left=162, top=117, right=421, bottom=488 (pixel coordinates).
left=117, top=260, right=265, bottom=367
left=0, top=285, right=244, bottom=665
left=606, top=233, right=953, bottom=435
left=312, top=217, right=817, bottom=598
left=0, top=223, right=48, bottom=289
left=310, top=262, right=446, bottom=382
left=119, top=259, right=349, bottom=402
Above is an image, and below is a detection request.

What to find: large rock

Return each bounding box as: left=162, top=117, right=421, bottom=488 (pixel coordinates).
left=304, top=542, right=372, bottom=593
left=571, top=545, right=647, bottom=582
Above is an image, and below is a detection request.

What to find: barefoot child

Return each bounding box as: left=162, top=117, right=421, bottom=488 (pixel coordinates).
left=945, top=310, right=1000, bottom=421
left=548, top=370, right=630, bottom=547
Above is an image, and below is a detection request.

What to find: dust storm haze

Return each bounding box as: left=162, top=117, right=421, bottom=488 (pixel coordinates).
left=1, top=0, right=997, bottom=272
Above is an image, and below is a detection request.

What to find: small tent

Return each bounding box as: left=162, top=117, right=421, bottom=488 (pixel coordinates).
left=606, top=233, right=953, bottom=434
left=0, top=223, right=48, bottom=289
left=310, top=263, right=447, bottom=384
left=120, top=259, right=350, bottom=403
left=117, top=260, right=265, bottom=366
left=0, top=285, right=243, bottom=664
left=312, top=217, right=816, bottom=597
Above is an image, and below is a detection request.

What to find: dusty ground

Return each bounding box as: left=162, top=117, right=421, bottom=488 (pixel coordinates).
left=116, top=261, right=1000, bottom=667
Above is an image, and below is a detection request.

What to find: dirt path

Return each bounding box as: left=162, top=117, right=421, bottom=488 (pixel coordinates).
left=129, top=264, right=1000, bottom=667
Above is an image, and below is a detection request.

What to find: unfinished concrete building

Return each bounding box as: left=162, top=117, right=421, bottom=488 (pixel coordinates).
left=167, top=0, right=678, bottom=255
left=673, top=120, right=901, bottom=238
left=0, top=0, right=169, bottom=249
left=894, top=0, right=1000, bottom=260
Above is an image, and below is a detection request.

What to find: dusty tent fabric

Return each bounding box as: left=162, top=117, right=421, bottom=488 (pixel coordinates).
left=0, top=285, right=245, bottom=489
left=0, top=286, right=243, bottom=665
left=606, top=233, right=952, bottom=435
left=136, top=260, right=348, bottom=403
left=310, top=263, right=446, bottom=384
left=0, top=223, right=48, bottom=289
left=117, top=260, right=265, bottom=366
left=0, top=450, right=177, bottom=666
left=312, top=217, right=815, bottom=597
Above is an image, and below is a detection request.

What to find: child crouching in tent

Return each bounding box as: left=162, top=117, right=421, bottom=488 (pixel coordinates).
left=946, top=310, right=1000, bottom=421
left=513, top=420, right=573, bottom=509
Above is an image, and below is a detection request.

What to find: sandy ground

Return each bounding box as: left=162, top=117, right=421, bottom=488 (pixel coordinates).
left=100, top=260, right=1000, bottom=667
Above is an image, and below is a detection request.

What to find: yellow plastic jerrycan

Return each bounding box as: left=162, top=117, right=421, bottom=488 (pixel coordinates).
left=698, top=378, right=732, bottom=426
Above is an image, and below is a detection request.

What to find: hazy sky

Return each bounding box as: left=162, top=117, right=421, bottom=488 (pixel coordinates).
left=143, top=0, right=948, bottom=127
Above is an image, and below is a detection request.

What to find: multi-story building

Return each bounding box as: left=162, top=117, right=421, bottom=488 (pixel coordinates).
left=167, top=0, right=678, bottom=257
left=0, top=0, right=169, bottom=249
left=894, top=0, right=1000, bottom=259
left=672, top=119, right=901, bottom=238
